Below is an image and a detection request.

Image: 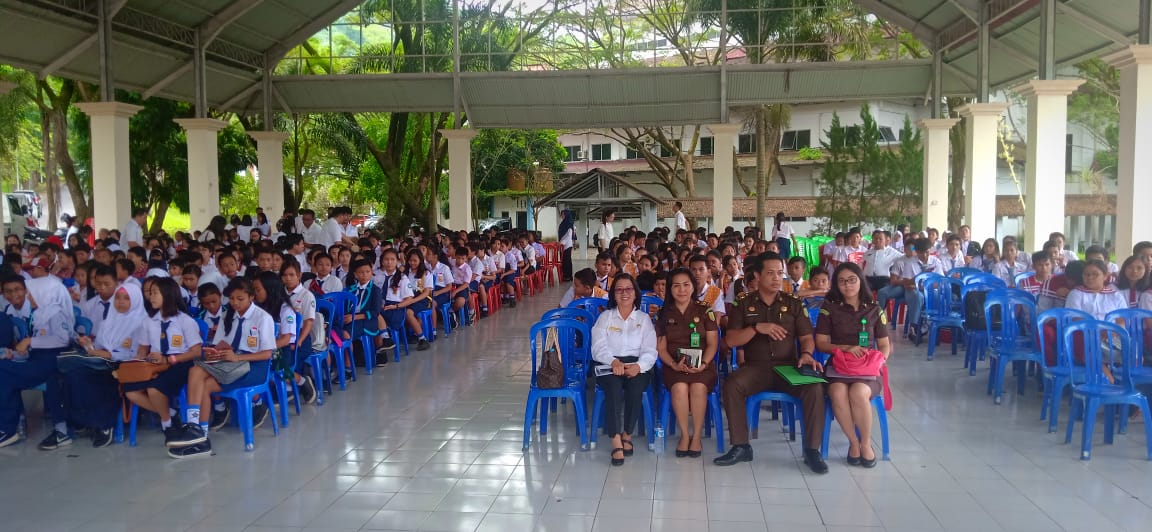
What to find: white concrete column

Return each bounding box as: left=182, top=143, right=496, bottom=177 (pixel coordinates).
left=76, top=102, right=143, bottom=232
left=439, top=129, right=478, bottom=231
left=0, top=82, right=15, bottom=238
left=709, top=124, right=740, bottom=231
left=175, top=118, right=228, bottom=232
left=918, top=118, right=959, bottom=232
left=248, top=131, right=289, bottom=219
left=1014, top=79, right=1084, bottom=252
left=956, top=102, right=1008, bottom=239
left=1106, top=45, right=1152, bottom=257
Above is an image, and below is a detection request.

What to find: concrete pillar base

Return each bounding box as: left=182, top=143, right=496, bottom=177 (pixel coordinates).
left=709, top=124, right=741, bottom=232
left=918, top=118, right=959, bottom=233
left=248, top=131, right=290, bottom=220
left=439, top=129, right=478, bottom=231
left=76, top=102, right=144, bottom=233
left=1014, top=79, right=1084, bottom=252
left=1105, top=44, right=1152, bottom=257
left=176, top=118, right=229, bottom=232
left=956, top=102, right=1008, bottom=240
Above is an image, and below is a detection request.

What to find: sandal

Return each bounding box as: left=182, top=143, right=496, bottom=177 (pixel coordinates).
left=675, top=435, right=690, bottom=457
left=687, top=437, right=703, bottom=458
left=610, top=447, right=625, bottom=466
left=621, top=437, right=635, bottom=457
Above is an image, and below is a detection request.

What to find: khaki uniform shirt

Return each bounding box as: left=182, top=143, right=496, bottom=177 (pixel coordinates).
left=728, top=290, right=812, bottom=365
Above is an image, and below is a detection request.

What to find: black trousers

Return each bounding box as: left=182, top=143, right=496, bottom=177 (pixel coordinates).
left=866, top=276, right=890, bottom=292
left=596, top=371, right=651, bottom=436
left=562, top=247, right=573, bottom=282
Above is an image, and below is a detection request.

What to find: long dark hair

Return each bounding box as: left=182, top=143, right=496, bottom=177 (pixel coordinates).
left=206, top=215, right=227, bottom=238
left=658, top=268, right=696, bottom=322
left=606, top=273, right=640, bottom=311
left=222, top=278, right=255, bottom=337
left=151, top=276, right=188, bottom=318
left=826, top=263, right=875, bottom=306
left=254, top=271, right=290, bottom=317
left=405, top=248, right=428, bottom=279
left=1117, top=255, right=1149, bottom=291
left=381, top=248, right=404, bottom=290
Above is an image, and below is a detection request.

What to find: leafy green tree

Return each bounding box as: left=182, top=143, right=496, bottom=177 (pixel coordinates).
left=814, top=112, right=854, bottom=233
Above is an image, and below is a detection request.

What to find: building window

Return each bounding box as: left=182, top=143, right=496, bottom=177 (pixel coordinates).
left=591, top=143, right=612, bottom=161
left=843, top=126, right=861, bottom=147
left=626, top=146, right=640, bottom=159
left=699, top=137, right=714, bottom=156
left=660, top=140, right=679, bottom=158
left=879, top=126, right=897, bottom=142
left=738, top=133, right=756, bottom=154
left=564, top=145, right=580, bottom=162
left=780, top=130, right=811, bottom=151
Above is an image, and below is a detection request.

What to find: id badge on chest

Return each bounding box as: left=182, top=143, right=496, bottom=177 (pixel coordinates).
left=247, top=326, right=259, bottom=349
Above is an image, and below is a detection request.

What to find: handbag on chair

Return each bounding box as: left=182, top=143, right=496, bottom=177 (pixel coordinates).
left=535, top=327, right=564, bottom=389
left=114, top=360, right=170, bottom=383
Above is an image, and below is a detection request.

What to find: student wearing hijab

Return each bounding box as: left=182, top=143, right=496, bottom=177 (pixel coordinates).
left=74, top=283, right=148, bottom=447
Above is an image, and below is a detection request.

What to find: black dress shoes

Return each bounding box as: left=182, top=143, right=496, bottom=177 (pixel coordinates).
left=803, top=448, right=829, bottom=474
left=713, top=445, right=753, bottom=466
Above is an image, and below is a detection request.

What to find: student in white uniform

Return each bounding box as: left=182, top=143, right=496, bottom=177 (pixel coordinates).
left=1065, top=260, right=1128, bottom=321
left=125, top=277, right=203, bottom=449
left=169, top=278, right=276, bottom=458
left=380, top=249, right=431, bottom=352
left=281, top=260, right=318, bottom=404
left=75, top=283, right=149, bottom=447
left=591, top=273, right=657, bottom=466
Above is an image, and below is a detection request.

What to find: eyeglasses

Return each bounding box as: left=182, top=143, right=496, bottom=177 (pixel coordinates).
left=614, top=287, right=635, bottom=294
left=837, top=276, right=860, bottom=286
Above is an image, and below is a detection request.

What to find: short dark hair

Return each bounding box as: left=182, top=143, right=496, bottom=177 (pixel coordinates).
left=132, top=208, right=149, bottom=218
left=574, top=268, right=596, bottom=287
left=757, top=252, right=784, bottom=272
left=1085, top=245, right=1108, bottom=258
left=1030, top=251, right=1051, bottom=265
left=606, top=273, right=639, bottom=311
left=787, top=256, right=807, bottom=267
left=197, top=283, right=221, bottom=300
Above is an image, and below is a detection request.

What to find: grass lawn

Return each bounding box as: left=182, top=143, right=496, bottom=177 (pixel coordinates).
left=149, top=207, right=192, bottom=234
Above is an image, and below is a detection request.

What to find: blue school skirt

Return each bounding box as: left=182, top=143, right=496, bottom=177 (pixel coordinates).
left=124, top=360, right=192, bottom=400
left=220, top=360, right=270, bottom=391
left=382, top=302, right=407, bottom=330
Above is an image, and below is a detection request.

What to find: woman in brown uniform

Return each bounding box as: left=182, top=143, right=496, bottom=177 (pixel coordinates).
left=656, top=268, right=719, bottom=457
left=815, top=262, right=891, bottom=468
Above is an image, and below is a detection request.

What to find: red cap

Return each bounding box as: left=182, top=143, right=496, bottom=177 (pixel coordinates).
left=23, top=256, right=51, bottom=271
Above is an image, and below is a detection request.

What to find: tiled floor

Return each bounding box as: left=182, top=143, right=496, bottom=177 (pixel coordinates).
left=3, top=281, right=1152, bottom=532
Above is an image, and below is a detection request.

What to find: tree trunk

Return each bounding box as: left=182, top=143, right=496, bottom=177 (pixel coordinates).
left=39, top=109, right=55, bottom=230
left=755, top=106, right=768, bottom=229
left=947, top=107, right=966, bottom=232
left=149, top=199, right=170, bottom=233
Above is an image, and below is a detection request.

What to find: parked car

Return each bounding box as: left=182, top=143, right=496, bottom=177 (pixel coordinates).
left=4, top=194, right=37, bottom=237
left=13, top=189, right=41, bottom=218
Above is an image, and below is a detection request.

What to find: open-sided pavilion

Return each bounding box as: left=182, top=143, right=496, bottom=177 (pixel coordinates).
left=0, top=0, right=1149, bottom=253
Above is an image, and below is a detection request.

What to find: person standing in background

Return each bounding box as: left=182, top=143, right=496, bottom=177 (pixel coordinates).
left=772, top=212, right=797, bottom=260
left=558, top=210, right=575, bottom=282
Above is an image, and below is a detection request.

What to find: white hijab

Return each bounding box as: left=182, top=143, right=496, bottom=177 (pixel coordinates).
left=25, top=275, right=75, bottom=332
left=93, top=284, right=146, bottom=359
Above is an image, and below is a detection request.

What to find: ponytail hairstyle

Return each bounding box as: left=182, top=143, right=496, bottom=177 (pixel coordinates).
left=222, top=278, right=255, bottom=337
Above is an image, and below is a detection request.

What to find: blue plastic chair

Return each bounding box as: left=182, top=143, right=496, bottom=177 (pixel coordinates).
left=74, top=316, right=94, bottom=337
left=922, top=275, right=964, bottom=360
left=748, top=391, right=803, bottom=442
left=946, top=267, right=981, bottom=280
left=269, top=314, right=303, bottom=428
left=126, top=388, right=188, bottom=447
left=305, top=300, right=337, bottom=403
left=1038, top=308, right=1093, bottom=432
left=1014, top=271, right=1035, bottom=286
left=640, top=295, right=663, bottom=320
left=658, top=359, right=725, bottom=453
left=319, top=293, right=356, bottom=387
left=964, top=273, right=1006, bottom=287
left=522, top=318, right=592, bottom=450
left=591, top=386, right=656, bottom=450
left=211, top=362, right=280, bottom=451
left=1106, top=308, right=1152, bottom=434
left=542, top=307, right=596, bottom=323
left=416, top=309, right=436, bottom=343
left=820, top=394, right=890, bottom=461
left=570, top=297, right=608, bottom=316
left=984, top=289, right=1041, bottom=404
left=332, top=291, right=379, bottom=374
left=1063, top=320, right=1152, bottom=460
left=959, top=282, right=1001, bottom=375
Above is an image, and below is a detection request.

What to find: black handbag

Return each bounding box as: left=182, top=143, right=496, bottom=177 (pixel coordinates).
left=535, top=327, right=564, bottom=389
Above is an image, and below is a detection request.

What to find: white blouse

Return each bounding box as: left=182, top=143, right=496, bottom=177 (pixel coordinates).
left=591, top=307, right=658, bottom=372
left=1065, top=288, right=1128, bottom=321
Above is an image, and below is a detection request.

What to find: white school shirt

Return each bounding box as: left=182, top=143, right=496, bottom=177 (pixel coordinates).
left=892, top=255, right=944, bottom=280
left=675, top=210, right=688, bottom=231
left=1138, top=290, right=1152, bottom=312
left=468, top=257, right=485, bottom=281
left=834, top=244, right=869, bottom=264
left=6, top=300, right=71, bottom=350
left=211, top=304, right=277, bottom=354
left=591, top=307, right=658, bottom=372
left=938, top=252, right=967, bottom=273
left=452, top=262, right=473, bottom=286
left=287, top=284, right=317, bottom=326
left=320, top=218, right=343, bottom=248
left=274, top=304, right=298, bottom=344
left=430, top=262, right=453, bottom=289
left=521, top=245, right=537, bottom=269
left=991, top=260, right=1023, bottom=286
left=313, top=274, right=344, bottom=295
left=862, top=247, right=903, bottom=278
left=405, top=271, right=434, bottom=297
left=598, top=222, right=614, bottom=247
left=492, top=250, right=506, bottom=271
left=293, top=251, right=311, bottom=273
left=147, top=313, right=203, bottom=356
left=379, top=270, right=414, bottom=303
left=96, top=321, right=148, bottom=362
left=481, top=255, right=496, bottom=276
left=505, top=248, right=521, bottom=271
left=121, top=218, right=143, bottom=249
left=300, top=222, right=325, bottom=247
left=1065, top=288, right=1128, bottom=321
left=83, top=295, right=115, bottom=332
left=771, top=222, right=794, bottom=240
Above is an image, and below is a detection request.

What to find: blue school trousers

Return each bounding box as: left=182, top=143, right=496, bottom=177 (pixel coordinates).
left=0, top=348, right=65, bottom=434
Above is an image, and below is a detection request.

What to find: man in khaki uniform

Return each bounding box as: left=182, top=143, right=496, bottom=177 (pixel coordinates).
left=714, top=252, right=829, bottom=474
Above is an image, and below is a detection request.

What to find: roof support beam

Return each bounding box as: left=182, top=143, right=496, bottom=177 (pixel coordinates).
left=40, top=0, right=127, bottom=79
left=200, top=0, right=266, bottom=45
left=265, top=0, right=366, bottom=62
left=992, top=37, right=1039, bottom=70
left=947, top=0, right=981, bottom=23
left=142, top=63, right=191, bottom=99
left=977, top=2, right=990, bottom=102
left=219, top=83, right=261, bottom=111
left=272, top=85, right=293, bottom=116
left=1057, top=2, right=1132, bottom=46
left=1039, top=0, right=1055, bottom=79
left=832, top=0, right=940, bottom=51
left=97, top=0, right=114, bottom=101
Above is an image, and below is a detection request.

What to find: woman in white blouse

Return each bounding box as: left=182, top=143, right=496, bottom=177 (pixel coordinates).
left=1065, top=260, right=1128, bottom=320
left=591, top=273, right=657, bottom=466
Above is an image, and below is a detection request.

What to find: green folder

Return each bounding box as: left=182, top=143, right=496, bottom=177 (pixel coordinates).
left=774, top=365, right=827, bottom=385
